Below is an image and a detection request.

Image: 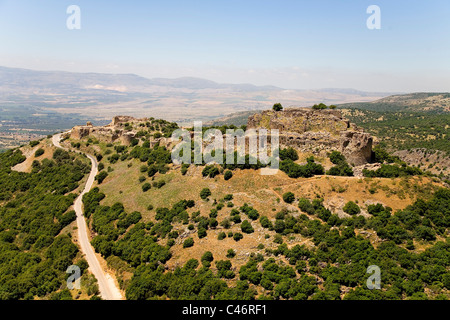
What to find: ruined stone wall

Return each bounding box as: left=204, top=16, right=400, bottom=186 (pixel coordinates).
left=247, top=108, right=373, bottom=165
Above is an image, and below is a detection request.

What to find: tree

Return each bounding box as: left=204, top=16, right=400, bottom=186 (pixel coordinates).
left=198, top=228, right=207, bottom=238
left=147, top=165, right=158, bottom=177
left=215, top=260, right=235, bottom=279
left=226, top=249, right=236, bottom=258
left=283, top=192, right=295, bottom=204
left=201, top=251, right=214, bottom=267
left=202, top=165, right=219, bottom=178
left=200, top=188, right=211, bottom=200
left=298, top=198, right=315, bottom=215
left=279, top=147, right=298, bottom=161
left=142, top=182, right=151, bottom=192
left=34, top=148, right=45, bottom=157
left=312, top=103, right=328, bottom=110
left=181, top=163, right=189, bottom=175
left=30, top=140, right=40, bottom=147
left=274, top=219, right=286, bottom=233
left=329, top=151, right=346, bottom=165
left=183, top=238, right=194, bottom=248
left=241, top=220, right=254, bottom=233
left=95, top=171, right=108, bottom=184
left=343, top=201, right=361, bottom=215
left=259, top=216, right=273, bottom=229
left=233, top=233, right=243, bottom=241
left=224, top=170, right=233, bottom=180
left=273, top=103, right=283, bottom=111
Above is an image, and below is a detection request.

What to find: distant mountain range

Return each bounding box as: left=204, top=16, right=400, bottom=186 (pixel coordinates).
left=0, top=66, right=281, bottom=93
left=0, top=65, right=393, bottom=95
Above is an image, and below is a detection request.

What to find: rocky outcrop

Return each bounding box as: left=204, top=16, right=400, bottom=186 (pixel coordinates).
left=247, top=108, right=373, bottom=165
left=110, top=115, right=140, bottom=126
left=71, top=126, right=92, bottom=140
left=339, top=131, right=373, bottom=166
left=352, top=163, right=382, bottom=177
left=248, top=108, right=350, bottom=134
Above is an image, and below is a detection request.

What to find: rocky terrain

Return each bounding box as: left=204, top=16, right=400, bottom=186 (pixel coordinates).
left=393, top=148, right=450, bottom=177
left=8, top=105, right=446, bottom=302
left=247, top=108, right=373, bottom=166
left=68, top=116, right=173, bottom=148
left=338, top=92, right=450, bottom=113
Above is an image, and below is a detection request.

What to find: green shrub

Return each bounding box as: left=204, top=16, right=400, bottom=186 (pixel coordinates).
left=282, top=192, right=295, bottom=203
left=298, top=198, right=315, bottom=215
left=259, top=216, right=273, bottom=229
left=152, top=180, right=166, bottom=189
left=34, top=148, right=45, bottom=157
left=95, top=171, right=108, bottom=184
left=241, top=220, right=254, bottom=233
left=343, top=201, right=360, bottom=215
left=233, top=232, right=243, bottom=241
left=202, top=165, right=220, bottom=178
left=183, top=238, right=194, bottom=248
left=200, top=188, right=211, bottom=200
left=198, top=228, right=207, bottom=238
left=226, top=249, right=236, bottom=258
left=329, top=151, right=346, bottom=165
left=224, top=194, right=233, bottom=201
left=30, top=140, right=40, bottom=147
left=224, top=170, right=233, bottom=180
left=273, top=103, right=283, bottom=111
left=181, top=164, right=189, bottom=175
left=279, top=147, right=298, bottom=161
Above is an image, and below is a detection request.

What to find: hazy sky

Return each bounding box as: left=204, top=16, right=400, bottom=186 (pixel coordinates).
left=0, top=0, right=449, bottom=92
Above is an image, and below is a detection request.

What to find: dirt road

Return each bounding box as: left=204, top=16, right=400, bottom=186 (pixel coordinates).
left=52, top=133, right=123, bottom=300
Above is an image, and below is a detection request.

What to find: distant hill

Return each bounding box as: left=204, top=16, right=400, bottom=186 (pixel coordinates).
left=0, top=66, right=394, bottom=150
left=338, top=92, right=450, bottom=113
left=0, top=66, right=280, bottom=93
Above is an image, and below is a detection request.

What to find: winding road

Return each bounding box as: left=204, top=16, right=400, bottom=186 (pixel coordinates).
left=53, top=133, right=123, bottom=300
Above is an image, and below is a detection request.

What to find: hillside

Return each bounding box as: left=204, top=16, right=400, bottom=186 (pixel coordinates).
left=338, top=93, right=450, bottom=113
left=1, top=107, right=449, bottom=300
left=203, top=97, right=450, bottom=180
left=339, top=109, right=450, bottom=181
left=24, top=108, right=446, bottom=300
left=0, top=141, right=102, bottom=300
left=204, top=110, right=262, bottom=127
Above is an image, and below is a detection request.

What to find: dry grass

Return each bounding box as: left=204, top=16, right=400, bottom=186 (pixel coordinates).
left=94, top=156, right=445, bottom=270
left=12, top=139, right=55, bottom=173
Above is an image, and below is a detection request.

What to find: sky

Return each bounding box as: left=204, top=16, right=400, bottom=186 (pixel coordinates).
left=0, top=0, right=449, bottom=92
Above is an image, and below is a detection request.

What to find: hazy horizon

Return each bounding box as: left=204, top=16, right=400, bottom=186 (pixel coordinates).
left=1, top=0, right=449, bottom=92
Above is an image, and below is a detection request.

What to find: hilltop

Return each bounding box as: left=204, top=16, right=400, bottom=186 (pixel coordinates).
left=1, top=106, right=449, bottom=301
left=206, top=97, right=450, bottom=180
left=338, top=92, right=450, bottom=113
left=51, top=107, right=448, bottom=300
